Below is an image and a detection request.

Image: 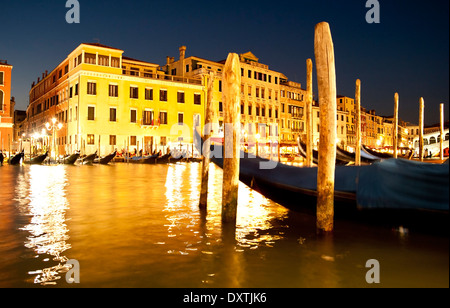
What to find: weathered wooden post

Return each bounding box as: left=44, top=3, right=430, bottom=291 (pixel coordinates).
left=440, top=103, right=444, bottom=161
left=419, top=97, right=424, bottom=161
left=222, top=53, right=241, bottom=224
left=393, top=93, right=399, bottom=159
left=314, top=22, right=337, bottom=233
left=199, top=72, right=215, bottom=210
left=305, top=58, right=314, bottom=167
left=355, top=79, right=361, bottom=166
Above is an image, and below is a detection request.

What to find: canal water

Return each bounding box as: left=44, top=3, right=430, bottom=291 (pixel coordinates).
left=0, top=162, right=448, bottom=288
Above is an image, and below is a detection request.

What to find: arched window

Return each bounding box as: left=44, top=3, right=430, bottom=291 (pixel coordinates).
left=423, top=138, right=429, bottom=145
left=0, top=90, right=4, bottom=111
left=446, top=133, right=449, bottom=141
left=430, top=136, right=436, bottom=144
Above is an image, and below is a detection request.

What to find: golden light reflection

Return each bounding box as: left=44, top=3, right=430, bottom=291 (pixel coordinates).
left=18, top=165, right=71, bottom=285
left=204, top=163, right=289, bottom=249
left=163, top=162, right=289, bottom=259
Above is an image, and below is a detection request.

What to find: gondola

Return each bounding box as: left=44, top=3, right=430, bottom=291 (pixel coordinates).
left=194, top=130, right=449, bottom=231
left=297, top=139, right=349, bottom=165
left=25, top=152, right=48, bottom=165
left=139, top=154, right=160, bottom=164
left=362, top=145, right=414, bottom=160
left=362, top=145, right=393, bottom=159
left=61, top=152, right=81, bottom=165
left=94, top=151, right=116, bottom=165
left=80, top=152, right=97, bottom=165
left=8, top=151, right=24, bottom=165
left=336, top=145, right=380, bottom=164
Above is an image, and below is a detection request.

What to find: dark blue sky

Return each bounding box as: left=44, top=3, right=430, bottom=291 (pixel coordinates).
left=1, top=0, right=448, bottom=125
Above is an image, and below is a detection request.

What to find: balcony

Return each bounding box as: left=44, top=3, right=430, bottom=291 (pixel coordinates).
left=122, top=69, right=202, bottom=85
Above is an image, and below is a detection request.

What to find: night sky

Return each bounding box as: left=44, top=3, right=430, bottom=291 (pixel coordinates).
left=1, top=0, right=448, bottom=125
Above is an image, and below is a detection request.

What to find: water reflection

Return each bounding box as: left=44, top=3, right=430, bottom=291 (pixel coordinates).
left=18, top=165, right=71, bottom=285
left=1, top=162, right=446, bottom=288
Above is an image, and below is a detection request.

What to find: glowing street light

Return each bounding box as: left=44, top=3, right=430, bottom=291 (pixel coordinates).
left=46, top=118, right=63, bottom=161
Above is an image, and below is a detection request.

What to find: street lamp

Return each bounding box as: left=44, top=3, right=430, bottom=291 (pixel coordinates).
left=46, top=118, right=63, bottom=162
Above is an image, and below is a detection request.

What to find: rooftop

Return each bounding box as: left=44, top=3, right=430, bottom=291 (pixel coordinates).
left=0, top=60, right=12, bottom=66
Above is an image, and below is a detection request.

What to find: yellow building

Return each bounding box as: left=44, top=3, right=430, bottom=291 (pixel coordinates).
left=337, top=96, right=356, bottom=149
left=26, top=43, right=205, bottom=157
left=164, top=47, right=306, bottom=156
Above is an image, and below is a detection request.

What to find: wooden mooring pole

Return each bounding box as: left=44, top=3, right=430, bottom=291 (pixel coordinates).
left=439, top=103, right=444, bottom=161
left=314, top=22, right=337, bottom=233
left=222, top=53, right=241, bottom=224
left=199, top=72, right=215, bottom=210
left=305, top=58, right=314, bottom=167
left=355, top=79, right=361, bottom=166
left=419, top=98, right=425, bottom=162
left=393, top=93, right=399, bottom=159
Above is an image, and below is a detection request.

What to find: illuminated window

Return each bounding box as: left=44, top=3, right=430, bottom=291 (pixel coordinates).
left=160, top=136, right=167, bottom=146
left=87, top=134, right=95, bottom=145
left=143, top=110, right=154, bottom=126
left=111, top=57, right=120, bottom=68
left=159, top=111, right=168, bottom=125
left=98, top=55, right=109, bottom=66
left=109, top=135, right=116, bottom=146
left=130, top=136, right=137, bottom=146
left=85, top=53, right=96, bottom=65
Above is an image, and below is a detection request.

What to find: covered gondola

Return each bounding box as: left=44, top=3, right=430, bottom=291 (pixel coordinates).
left=194, top=130, right=449, bottom=231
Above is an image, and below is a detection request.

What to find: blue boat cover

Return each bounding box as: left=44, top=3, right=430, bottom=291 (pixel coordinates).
left=356, top=159, right=449, bottom=211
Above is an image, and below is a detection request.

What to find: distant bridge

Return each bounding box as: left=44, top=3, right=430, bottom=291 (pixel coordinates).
left=413, top=128, right=449, bottom=156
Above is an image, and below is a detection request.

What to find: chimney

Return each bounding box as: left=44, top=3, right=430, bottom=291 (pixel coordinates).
left=166, top=56, right=171, bottom=66
left=45, top=70, right=48, bottom=77
left=37, top=77, right=40, bottom=83
left=179, top=46, right=186, bottom=61
left=170, top=57, right=175, bottom=63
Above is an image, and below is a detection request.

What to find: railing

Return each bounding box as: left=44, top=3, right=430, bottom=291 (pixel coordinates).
left=122, top=70, right=202, bottom=85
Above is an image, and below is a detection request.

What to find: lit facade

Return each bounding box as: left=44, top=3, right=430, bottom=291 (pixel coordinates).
left=164, top=47, right=308, bottom=155
left=0, top=60, right=14, bottom=154
left=26, top=43, right=205, bottom=157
